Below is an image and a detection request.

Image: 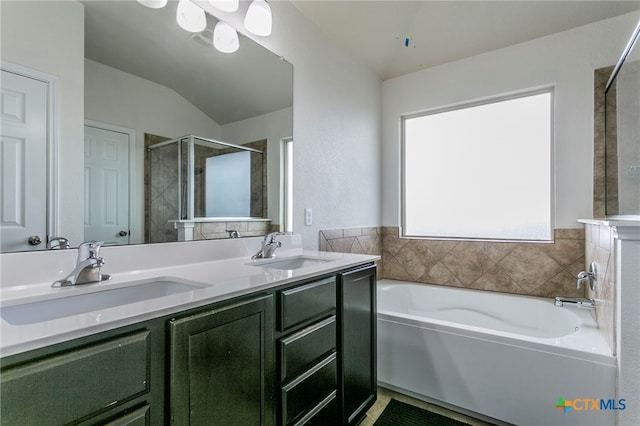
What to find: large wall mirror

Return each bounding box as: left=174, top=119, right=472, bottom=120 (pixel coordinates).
left=604, top=20, right=640, bottom=217
left=0, top=0, right=293, bottom=253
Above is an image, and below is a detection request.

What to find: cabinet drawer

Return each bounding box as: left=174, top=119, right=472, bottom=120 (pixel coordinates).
left=281, top=354, right=337, bottom=425
left=298, top=393, right=338, bottom=426
left=279, top=316, right=336, bottom=383
left=278, top=277, right=336, bottom=331
left=101, top=404, right=150, bottom=426
left=1, top=330, right=150, bottom=426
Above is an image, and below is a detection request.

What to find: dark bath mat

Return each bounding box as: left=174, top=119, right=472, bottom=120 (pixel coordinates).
left=373, top=399, right=472, bottom=426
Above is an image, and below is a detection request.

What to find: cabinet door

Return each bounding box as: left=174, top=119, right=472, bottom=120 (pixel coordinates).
left=338, top=265, right=377, bottom=426
left=169, top=295, right=275, bottom=426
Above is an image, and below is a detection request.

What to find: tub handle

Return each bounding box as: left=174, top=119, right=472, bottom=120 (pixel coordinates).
left=576, top=262, right=597, bottom=291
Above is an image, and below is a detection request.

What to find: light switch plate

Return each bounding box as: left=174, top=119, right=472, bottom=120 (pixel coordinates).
left=305, top=208, right=313, bottom=226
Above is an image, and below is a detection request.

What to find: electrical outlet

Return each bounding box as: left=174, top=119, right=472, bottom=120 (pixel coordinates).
left=305, top=208, right=313, bottom=226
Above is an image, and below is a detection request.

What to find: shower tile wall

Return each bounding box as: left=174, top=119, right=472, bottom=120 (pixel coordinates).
left=593, top=65, right=617, bottom=217
left=145, top=134, right=178, bottom=243
left=320, top=227, right=586, bottom=299
left=585, top=223, right=616, bottom=353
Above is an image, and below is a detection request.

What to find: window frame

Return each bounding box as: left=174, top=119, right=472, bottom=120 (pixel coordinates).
left=400, top=87, right=555, bottom=243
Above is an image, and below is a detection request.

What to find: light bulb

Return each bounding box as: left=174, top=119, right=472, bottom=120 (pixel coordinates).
left=244, top=0, right=272, bottom=37
left=213, top=21, right=239, bottom=53
left=176, top=0, right=207, bottom=33
left=137, top=0, right=168, bottom=8
left=208, top=0, right=239, bottom=13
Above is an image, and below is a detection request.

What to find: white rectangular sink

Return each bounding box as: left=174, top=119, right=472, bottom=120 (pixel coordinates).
left=1, top=279, right=208, bottom=325
left=249, top=255, right=332, bottom=270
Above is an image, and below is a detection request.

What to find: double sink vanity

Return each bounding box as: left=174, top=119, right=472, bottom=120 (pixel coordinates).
left=0, top=234, right=379, bottom=425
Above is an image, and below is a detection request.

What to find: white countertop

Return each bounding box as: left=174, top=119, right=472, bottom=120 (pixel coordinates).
left=0, top=237, right=378, bottom=357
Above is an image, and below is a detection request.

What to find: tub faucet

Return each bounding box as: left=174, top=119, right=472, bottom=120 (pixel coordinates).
left=52, top=241, right=111, bottom=287
left=554, top=297, right=595, bottom=309
left=252, top=232, right=285, bottom=259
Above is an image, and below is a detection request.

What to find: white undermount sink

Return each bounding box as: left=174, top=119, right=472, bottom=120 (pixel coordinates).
left=1, top=279, right=208, bottom=325
left=249, top=255, right=333, bottom=270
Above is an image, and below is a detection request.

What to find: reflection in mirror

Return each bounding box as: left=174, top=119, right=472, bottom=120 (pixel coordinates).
left=0, top=0, right=293, bottom=252
left=145, top=135, right=266, bottom=243
left=604, top=20, right=640, bottom=216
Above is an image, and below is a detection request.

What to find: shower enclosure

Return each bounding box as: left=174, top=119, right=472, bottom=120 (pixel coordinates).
left=146, top=135, right=265, bottom=243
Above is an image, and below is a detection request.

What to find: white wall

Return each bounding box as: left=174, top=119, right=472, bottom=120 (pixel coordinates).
left=1, top=1, right=85, bottom=245
left=85, top=59, right=222, bottom=142
left=221, top=107, right=293, bottom=227
left=382, top=11, right=640, bottom=230
left=205, top=2, right=382, bottom=249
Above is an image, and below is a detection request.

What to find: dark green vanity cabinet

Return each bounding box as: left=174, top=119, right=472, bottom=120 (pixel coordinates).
left=1, top=262, right=377, bottom=426
left=338, top=265, right=377, bottom=426
left=168, top=294, right=275, bottom=426
left=0, top=320, right=165, bottom=426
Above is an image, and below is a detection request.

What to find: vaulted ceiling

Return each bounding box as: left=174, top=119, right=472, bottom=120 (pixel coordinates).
left=291, top=1, right=640, bottom=80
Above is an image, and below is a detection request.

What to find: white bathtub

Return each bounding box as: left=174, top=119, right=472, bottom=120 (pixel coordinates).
left=376, top=279, right=617, bottom=426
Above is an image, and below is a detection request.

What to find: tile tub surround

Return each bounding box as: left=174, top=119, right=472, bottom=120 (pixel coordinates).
left=321, top=227, right=586, bottom=299
left=319, top=227, right=383, bottom=274
left=584, top=222, right=616, bottom=354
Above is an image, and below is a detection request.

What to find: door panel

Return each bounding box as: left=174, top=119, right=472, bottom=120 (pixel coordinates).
left=84, top=125, right=130, bottom=245
left=0, top=69, right=48, bottom=252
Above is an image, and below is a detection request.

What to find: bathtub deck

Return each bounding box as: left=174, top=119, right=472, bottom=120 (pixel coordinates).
left=362, top=387, right=495, bottom=426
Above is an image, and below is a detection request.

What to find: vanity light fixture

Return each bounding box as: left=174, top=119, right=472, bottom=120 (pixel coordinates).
left=139, top=0, right=272, bottom=52
left=208, top=0, right=239, bottom=13
left=213, top=21, right=240, bottom=53
left=137, top=0, right=168, bottom=8
left=176, top=0, right=207, bottom=33
left=244, top=0, right=272, bottom=36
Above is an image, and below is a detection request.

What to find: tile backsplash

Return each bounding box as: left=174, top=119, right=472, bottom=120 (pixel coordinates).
left=320, top=226, right=585, bottom=299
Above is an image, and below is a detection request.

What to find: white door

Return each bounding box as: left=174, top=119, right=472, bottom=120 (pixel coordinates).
left=84, top=124, right=130, bottom=245
left=0, top=70, right=48, bottom=252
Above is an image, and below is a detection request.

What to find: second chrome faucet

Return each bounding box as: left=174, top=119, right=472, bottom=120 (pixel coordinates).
left=252, top=232, right=285, bottom=259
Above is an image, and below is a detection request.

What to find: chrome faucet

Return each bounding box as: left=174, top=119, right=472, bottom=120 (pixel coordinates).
left=252, top=232, right=285, bottom=259
left=554, top=296, right=596, bottom=309
left=52, top=241, right=111, bottom=287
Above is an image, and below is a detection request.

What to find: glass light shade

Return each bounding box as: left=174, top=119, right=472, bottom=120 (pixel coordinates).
left=176, top=0, right=207, bottom=33
left=244, top=0, right=272, bottom=36
left=213, top=21, right=239, bottom=53
left=137, top=0, right=168, bottom=8
left=208, top=0, right=239, bottom=13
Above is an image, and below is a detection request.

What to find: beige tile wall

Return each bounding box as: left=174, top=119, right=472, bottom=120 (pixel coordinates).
left=585, top=223, right=616, bottom=354
left=319, top=227, right=383, bottom=273
left=320, top=226, right=586, bottom=299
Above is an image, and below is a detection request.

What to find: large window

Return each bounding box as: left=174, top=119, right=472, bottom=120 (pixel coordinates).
left=402, top=90, right=553, bottom=241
